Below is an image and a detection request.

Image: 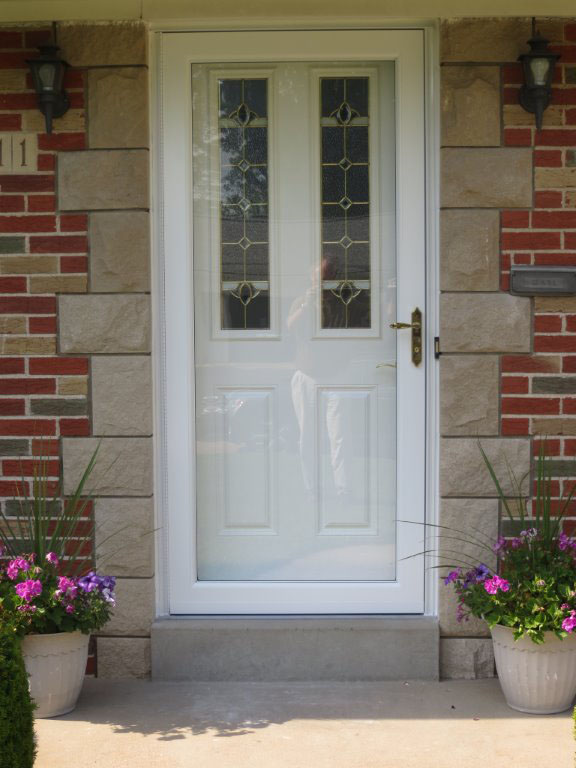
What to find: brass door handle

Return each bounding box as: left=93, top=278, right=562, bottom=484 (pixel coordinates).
left=389, top=308, right=422, bottom=366
left=390, top=321, right=418, bottom=330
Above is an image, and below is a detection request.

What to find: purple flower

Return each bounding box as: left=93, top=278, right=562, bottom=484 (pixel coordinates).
left=78, top=571, right=101, bottom=593
left=484, top=575, right=510, bottom=595
left=46, top=552, right=59, bottom=566
left=520, top=528, right=537, bottom=540
left=78, top=571, right=116, bottom=596
left=510, top=538, right=522, bottom=549
left=493, top=537, right=507, bottom=553
left=444, top=569, right=460, bottom=585
left=65, top=604, right=75, bottom=614
left=474, top=564, right=491, bottom=582
left=15, top=579, right=42, bottom=603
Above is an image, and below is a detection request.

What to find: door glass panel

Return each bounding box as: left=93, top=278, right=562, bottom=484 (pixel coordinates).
left=321, top=77, right=370, bottom=329
left=219, top=78, right=270, bottom=329
left=192, top=62, right=396, bottom=581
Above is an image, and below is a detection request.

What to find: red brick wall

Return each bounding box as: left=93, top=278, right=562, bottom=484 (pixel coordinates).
left=501, top=21, right=576, bottom=523
left=0, top=27, right=95, bottom=672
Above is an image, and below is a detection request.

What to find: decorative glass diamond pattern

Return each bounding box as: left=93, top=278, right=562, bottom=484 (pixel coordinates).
left=320, top=76, right=371, bottom=329
left=338, top=197, right=352, bottom=211
left=219, top=78, right=270, bottom=330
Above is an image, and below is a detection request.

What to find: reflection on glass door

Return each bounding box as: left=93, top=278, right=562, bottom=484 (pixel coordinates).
left=192, top=61, right=397, bottom=582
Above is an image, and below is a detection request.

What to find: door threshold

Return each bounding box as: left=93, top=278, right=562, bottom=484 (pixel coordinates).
left=151, top=616, right=439, bottom=681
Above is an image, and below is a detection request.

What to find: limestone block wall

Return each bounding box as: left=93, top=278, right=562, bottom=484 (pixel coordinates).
left=0, top=22, right=152, bottom=677
left=439, top=17, right=576, bottom=680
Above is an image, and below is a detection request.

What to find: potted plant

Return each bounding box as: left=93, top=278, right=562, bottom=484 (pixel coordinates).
left=442, top=443, right=576, bottom=714
left=0, top=449, right=117, bottom=718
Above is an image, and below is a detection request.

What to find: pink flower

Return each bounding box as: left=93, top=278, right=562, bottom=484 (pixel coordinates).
left=6, top=557, right=32, bottom=580
left=15, top=579, right=42, bottom=603
left=56, top=576, right=78, bottom=600
left=562, top=611, right=576, bottom=633
left=65, top=604, right=75, bottom=614
left=45, top=552, right=59, bottom=567
left=484, top=575, right=510, bottom=595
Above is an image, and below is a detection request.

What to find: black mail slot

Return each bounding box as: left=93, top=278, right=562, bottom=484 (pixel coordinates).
left=510, top=266, right=576, bottom=296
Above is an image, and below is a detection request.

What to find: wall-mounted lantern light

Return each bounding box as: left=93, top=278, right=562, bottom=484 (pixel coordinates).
left=27, top=45, right=69, bottom=135
left=518, top=24, right=560, bottom=131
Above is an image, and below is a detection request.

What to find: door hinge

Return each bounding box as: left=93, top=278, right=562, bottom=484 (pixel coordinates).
left=434, top=337, right=441, bottom=360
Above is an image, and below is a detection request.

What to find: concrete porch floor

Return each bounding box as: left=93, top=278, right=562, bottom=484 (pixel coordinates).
left=36, top=678, right=574, bottom=768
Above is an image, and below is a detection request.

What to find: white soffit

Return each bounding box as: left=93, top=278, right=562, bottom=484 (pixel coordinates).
left=0, top=0, right=575, bottom=23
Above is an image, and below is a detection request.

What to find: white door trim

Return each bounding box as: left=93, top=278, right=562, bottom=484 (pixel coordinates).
left=151, top=25, right=440, bottom=617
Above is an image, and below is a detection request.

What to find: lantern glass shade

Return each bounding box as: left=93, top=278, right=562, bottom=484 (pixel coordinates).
left=529, top=57, right=552, bottom=87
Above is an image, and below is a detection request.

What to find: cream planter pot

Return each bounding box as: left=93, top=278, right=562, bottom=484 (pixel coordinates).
left=491, top=624, right=576, bottom=714
left=21, top=631, right=89, bottom=718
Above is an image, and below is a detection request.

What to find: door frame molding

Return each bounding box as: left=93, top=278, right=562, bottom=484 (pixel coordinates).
left=151, top=22, right=440, bottom=618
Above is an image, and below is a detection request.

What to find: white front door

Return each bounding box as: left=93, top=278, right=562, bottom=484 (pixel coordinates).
left=160, top=30, right=427, bottom=614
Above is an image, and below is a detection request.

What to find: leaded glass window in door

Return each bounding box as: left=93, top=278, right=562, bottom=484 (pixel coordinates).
left=218, top=78, right=270, bottom=330
left=320, top=77, right=370, bottom=329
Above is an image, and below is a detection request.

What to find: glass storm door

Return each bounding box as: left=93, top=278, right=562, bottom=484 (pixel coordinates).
left=161, top=31, right=426, bottom=614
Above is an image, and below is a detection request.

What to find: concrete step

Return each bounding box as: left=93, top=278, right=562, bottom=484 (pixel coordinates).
left=151, top=616, right=439, bottom=681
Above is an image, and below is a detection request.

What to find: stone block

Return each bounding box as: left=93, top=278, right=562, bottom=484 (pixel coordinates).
left=441, top=18, right=531, bottom=63
left=440, top=294, right=531, bottom=353
left=0, top=237, right=24, bottom=254
left=440, top=497, right=499, bottom=564
left=441, top=66, right=500, bottom=146
left=59, top=295, right=150, bottom=354
left=532, top=377, right=576, bottom=395
left=31, top=398, right=87, bottom=416
left=0, top=256, right=58, bottom=274
left=0, top=440, right=28, bottom=457
left=101, top=578, right=154, bottom=636
left=95, top=498, right=154, bottom=578
left=1, top=337, right=55, bottom=355
left=30, top=275, right=87, bottom=294
left=0, top=70, right=26, bottom=90
left=535, top=296, right=576, bottom=313
left=442, top=148, right=532, bottom=208
left=97, top=638, right=151, bottom=678
left=440, top=586, right=491, bottom=639
left=535, top=167, right=576, bottom=189
left=58, top=22, right=147, bottom=67
left=440, top=638, right=495, bottom=680
left=440, top=355, right=499, bottom=435
left=152, top=617, right=439, bottom=681
left=440, top=437, right=531, bottom=497
left=92, top=356, right=152, bottom=436
left=90, top=212, right=150, bottom=292
left=533, top=418, right=576, bottom=435
left=88, top=68, right=148, bottom=149
left=441, top=209, right=499, bottom=291
left=22, top=108, right=85, bottom=134
left=438, top=498, right=498, bottom=638
left=0, top=317, right=26, bottom=334
left=63, top=437, right=153, bottom=496
left=58, top=150, right=149, bottom=211
left=58, top=377, right=88, bottom=396
left=503, top=104, right=563, bottom=127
